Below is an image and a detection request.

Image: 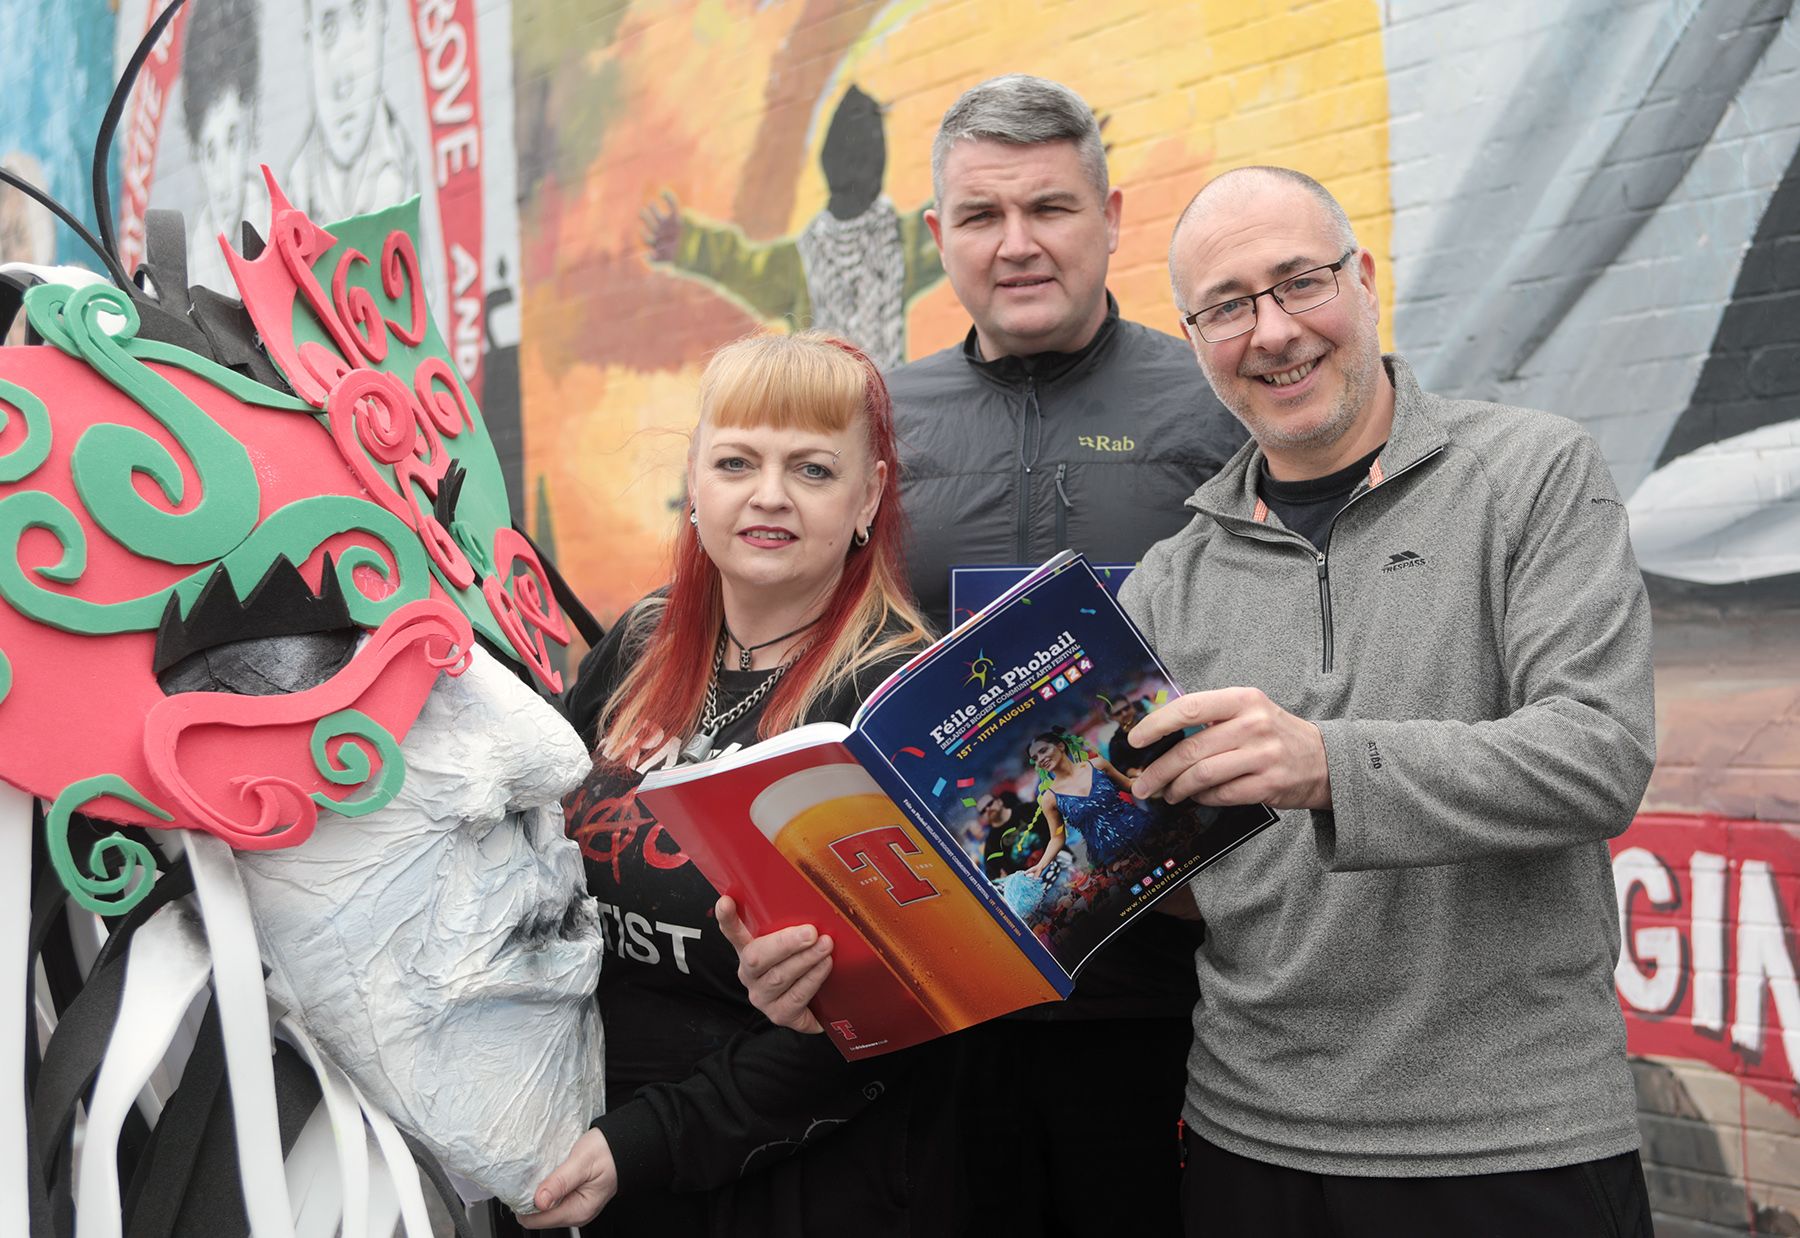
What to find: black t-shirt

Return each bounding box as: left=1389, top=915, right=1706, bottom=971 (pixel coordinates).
left=560, top=601, right=936, bottom=1223
left=565, top=605, right=906, bottom=1089
left=1257, top=443, right=1386, bottom=550
left=564, top=655, right=788, bottom=1087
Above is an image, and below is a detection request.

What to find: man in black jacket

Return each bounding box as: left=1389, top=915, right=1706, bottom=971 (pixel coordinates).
left=892, top=74, right=1245, bottom=633
left=888, top=75, right=1244, bottom=1237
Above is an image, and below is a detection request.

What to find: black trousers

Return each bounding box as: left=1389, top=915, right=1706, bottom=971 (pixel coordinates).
left=1181, top=1129, right=1654, bottom=1238
left=953, top=1015, right=1190, bottom=1237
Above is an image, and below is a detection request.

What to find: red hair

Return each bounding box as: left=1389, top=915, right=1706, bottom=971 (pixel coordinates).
left=598, top=333, right=928, bottom=758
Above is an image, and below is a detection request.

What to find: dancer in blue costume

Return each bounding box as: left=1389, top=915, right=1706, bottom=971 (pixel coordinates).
left=1027, top=729, right=1155, bottom=868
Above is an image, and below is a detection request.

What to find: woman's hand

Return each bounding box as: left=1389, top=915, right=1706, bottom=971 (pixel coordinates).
left=716, top=896, right=833, bottom=1034
left=520, top=1128, right=617, bottom=1228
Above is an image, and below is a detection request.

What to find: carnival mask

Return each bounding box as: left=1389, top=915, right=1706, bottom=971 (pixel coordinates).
left=0, top=170, right=600, bottom=1209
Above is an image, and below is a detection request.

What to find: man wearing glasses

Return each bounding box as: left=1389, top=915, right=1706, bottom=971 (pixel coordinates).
left=1119, top=166, right=1657, bottom=1235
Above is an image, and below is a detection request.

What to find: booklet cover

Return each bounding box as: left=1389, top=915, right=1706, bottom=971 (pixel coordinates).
left=948, top=560, right=1134, bottom=625
left=637, top=553, right=1277, bottom=1059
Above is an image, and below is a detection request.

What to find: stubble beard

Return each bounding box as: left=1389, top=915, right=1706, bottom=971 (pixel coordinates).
left=1205, top=329, right=1381, bottom=456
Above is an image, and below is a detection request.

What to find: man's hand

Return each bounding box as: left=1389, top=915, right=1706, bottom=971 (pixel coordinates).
left=639, top=191, right=682, bottom=263
left=521, top=1128, right=617, bottom=1229
left=717, top=896, right=832, bottom=1034
left=1129, top=687, right=1331, bottom=809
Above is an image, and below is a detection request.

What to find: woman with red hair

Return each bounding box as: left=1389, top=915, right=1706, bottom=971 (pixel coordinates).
left=529, top=332, right=934, bottom=1236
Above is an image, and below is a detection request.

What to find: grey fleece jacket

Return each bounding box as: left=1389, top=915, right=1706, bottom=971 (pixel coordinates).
left=1119, top=355, right=1656, bottom=1177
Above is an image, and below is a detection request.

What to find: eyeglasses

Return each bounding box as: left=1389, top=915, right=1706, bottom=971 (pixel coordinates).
left=1182, top=250, right=1358, bottom=343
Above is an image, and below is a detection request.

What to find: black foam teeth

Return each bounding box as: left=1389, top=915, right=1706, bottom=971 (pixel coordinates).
left=152, top=554, right=354, bottom=674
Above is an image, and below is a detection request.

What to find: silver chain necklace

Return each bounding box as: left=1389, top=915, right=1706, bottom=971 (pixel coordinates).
left=680, top=631, right=792, bottom=764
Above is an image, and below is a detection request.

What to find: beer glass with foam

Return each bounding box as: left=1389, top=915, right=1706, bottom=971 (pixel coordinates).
left=750, top=760, right=1055, bottom=1031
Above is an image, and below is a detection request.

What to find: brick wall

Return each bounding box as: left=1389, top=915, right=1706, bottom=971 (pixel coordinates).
left=3, top=1, right=1796, bottom=1230
left=1387, top=3, right=1800, bottom=1226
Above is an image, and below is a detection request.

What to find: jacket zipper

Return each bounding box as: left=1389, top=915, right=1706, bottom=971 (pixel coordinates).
left=1314, top=552, right=1333, bottom=673
left=1309, top=447, right=1444, bottom=674
left=1015, top=379, right=1041, bottom=561
left=1054, top=462, right=1071, bottom=550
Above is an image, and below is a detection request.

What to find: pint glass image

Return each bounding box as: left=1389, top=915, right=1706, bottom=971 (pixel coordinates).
left=751, top=761, right=1055, bottom=1030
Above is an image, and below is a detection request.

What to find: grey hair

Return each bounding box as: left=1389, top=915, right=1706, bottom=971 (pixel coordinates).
left=930, top=75, right=1108, bottom=204
left=1168, top=166, right=1359, bottom=312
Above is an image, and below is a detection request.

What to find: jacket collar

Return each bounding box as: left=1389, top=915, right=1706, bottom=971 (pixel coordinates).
left=1188, top=354, right=1448, bottom=526
left=959, top=292, right=1121, bottom=387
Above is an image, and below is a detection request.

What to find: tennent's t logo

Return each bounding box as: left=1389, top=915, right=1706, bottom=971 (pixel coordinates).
left=830, top=826, right=941, bottom=906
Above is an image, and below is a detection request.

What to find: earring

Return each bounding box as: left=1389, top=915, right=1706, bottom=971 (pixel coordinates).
left=689, top=508, right=698, bottom=528
left=853, top=525, right=870, bottom=547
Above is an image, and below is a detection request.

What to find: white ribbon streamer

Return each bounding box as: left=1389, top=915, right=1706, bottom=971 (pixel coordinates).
left=184, top=831, right=296, bottom=1238
left=76, top=903, right=212, bottom=1238
left=0, top=784, right=32, bottom=1238
left=275, top=1015, right=369, bottom=1238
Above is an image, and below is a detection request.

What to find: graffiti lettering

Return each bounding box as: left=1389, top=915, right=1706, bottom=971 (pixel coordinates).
left=1612, top=817, right=1799, bottom=1117
left=405, top=0, right=486, bottom=396
left=1613, top=846, right=1685, bottom=1013
left=436, top=126, right=481, bottom=185
left=416, top=0, right=480, bottom=186
left=567, top=783, right=692, bottom=880
left=568, top=785, right=650, bottom=881
left=450, top=244, right=482, bottom=379
left=642, top=822, right=689, bottom=870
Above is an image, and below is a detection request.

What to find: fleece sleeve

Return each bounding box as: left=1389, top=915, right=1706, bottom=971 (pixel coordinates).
left=594, top=1019, right=904, bottom=1196
left=1313, top=430, right=1657, bottom=870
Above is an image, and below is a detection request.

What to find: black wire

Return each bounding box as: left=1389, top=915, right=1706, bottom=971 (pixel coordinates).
left=0, top=168, right=133, bottom=289
left=91, top=0, right=190, bottom=281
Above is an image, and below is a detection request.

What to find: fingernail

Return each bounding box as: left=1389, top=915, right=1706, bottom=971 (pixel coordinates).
left=797, top=926, right=817, bottom=945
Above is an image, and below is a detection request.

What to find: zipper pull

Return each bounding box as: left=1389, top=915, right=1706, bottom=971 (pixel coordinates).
left=1021, top=379, right=1041, bottom=473
left=1055, top=462, right=1072, bottom=508
left=1316, top=551, right=1327, bottom=577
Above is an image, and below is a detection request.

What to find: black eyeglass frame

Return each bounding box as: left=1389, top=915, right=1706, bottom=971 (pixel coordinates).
left=1182, top=249, right=1360, bottom=343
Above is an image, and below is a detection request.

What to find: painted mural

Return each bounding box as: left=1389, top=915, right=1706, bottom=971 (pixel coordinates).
left=0, top=0, right=1794, bottom=1231
left=514, top=3, right=1798, bottom=1230
left=104, top=0, right=529, bottom=521
left=513, top=0, right=1395, bottom=620
left=0, top=0, right=117, bottom=333
left=1381, top=8, right=1800, bottom=1226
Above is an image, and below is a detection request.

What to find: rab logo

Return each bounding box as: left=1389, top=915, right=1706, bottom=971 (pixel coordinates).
left=1381, top=550, right=1427, bottom=573
left=830, top=826, right=941, bottom=905
left=1077, top=434, right=1135, bottom=452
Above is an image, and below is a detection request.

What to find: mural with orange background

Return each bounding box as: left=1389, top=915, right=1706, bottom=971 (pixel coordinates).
left=515, top=0, right=1392, bottom=625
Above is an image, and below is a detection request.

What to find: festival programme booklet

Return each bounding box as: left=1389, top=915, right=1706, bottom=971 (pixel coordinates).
left=948, top=560, right=1134, bottom=625
left=637, top=553, right=1277, bottom=1059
